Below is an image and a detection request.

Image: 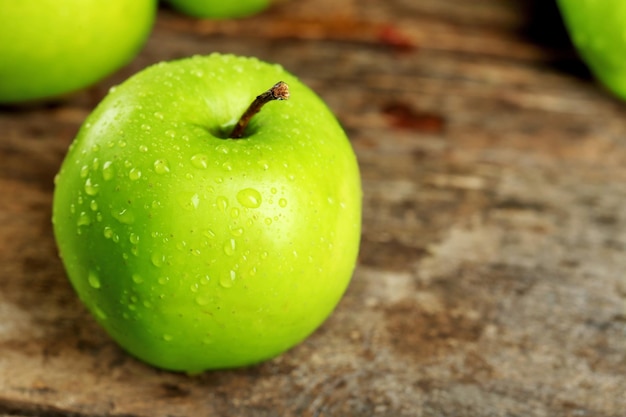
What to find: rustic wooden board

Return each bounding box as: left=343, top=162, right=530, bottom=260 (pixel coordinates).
left=1, top=1, right=625, bottom=416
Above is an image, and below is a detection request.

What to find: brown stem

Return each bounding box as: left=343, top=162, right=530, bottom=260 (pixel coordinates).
left=229, top=81, right=290, bottom=139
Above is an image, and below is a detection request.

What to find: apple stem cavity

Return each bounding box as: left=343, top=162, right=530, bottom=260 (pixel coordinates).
left=229, top=81, right=290, bottom=139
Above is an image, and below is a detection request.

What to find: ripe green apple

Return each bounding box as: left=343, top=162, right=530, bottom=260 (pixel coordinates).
left=557, top=0, right=626, bottom=100
left=52, top=53, right=362, bottom=372
left=0, top=0, right=156, bottom=104
left=163, top=0, right=271, bottom=19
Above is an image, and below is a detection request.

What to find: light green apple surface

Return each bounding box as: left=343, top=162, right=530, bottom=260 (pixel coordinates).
left=557, top=0, right=626, bottom=100
left=53, top=54, right=362, bottom=372
left=0, top=0, right=156, bottom=103
left=164, top=0, right=271, bottom=19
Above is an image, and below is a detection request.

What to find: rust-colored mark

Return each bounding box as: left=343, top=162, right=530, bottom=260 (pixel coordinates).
left=382, top=101, right=445, bottom=133
left=378, top=24, right=416, bottom=52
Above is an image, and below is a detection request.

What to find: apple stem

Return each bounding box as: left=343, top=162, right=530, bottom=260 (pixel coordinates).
left=229, top=81, right=290, bottom=139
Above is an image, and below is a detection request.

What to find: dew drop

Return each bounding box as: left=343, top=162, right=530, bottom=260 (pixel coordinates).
left=102, top=161, right=114, bottom=180
left=223, top=238, right=236, bottom=256
left=77, top=212, right=91, bottom=227
left=151, top=252, right=165, bottom=267
left=196, top=295, right=210, bottom=306
left=264, top=218, right=272, bottom=225
left=94, top=306, right=107, bottom=320
left=89, top=200, right=98, bottom=211
left=178, top=192, right=200, bottom=210
left=191, top=153, right=209, bottom=169
left=84, top=178, right=99, bottom=196
left=154, top=159, right=170, bottom=174
left=80, top=165, right=89, bottom=178
left=112, top=208, right=135, bottom=224
left=129, top=233, right=140, bottom=244
left=163, top=334, right=173, bottom=342
left=222, top=161, right=232, bottom=171
left=230, top=207, right=240, bottom=219
left=88, top=271, right=101, bottom=289
left=278, top=198, right=288, bottom=208
left=215, top=144, right=229, bottom=154
left=216, top=196, right=228, bottom=212
left=132, top=273, right=144, bottom=284
left=229, top=225, right=244, bottom=236
left=103, top=226, right=114, bottom=239
left=220, top=270, right=236, bottom=288
left=129, top=168, right=142, bottom=181
left=236, top=188, right=262, bottom=209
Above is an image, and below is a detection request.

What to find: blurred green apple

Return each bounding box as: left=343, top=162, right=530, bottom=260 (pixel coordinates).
left=52, top=54, right=362, bottom=372
left=0, top=0, right=156, bottom=104
left=164, top=0, right=271, bottom=19
left=557, top=0, right=626, bottom=100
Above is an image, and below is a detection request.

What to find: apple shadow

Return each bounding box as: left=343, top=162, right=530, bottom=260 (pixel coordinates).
left=515, top=0, right=593, bottom=81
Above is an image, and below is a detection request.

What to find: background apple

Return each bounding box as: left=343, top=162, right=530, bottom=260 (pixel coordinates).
left=163, top=0, right=271, bottom=19
left=52, top=53, right=362, bottom=372
left=0, top=0, right=156, bottom=104
left=557, top=0, right=626, bottom=100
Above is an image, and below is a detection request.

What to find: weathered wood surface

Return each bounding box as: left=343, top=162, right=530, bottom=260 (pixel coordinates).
left=1, top=0, right=626, bottom=416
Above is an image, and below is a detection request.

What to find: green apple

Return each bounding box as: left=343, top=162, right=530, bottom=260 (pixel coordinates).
left=52, top=53, right=362, bottom=372
left=557, top=0, right=626, bottom=100
left=163, top=0, right=271, bottom=19
left=0, top=0, right=156, bottom=104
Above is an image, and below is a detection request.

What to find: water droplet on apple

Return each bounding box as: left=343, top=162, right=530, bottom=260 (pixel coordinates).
left=129, top=168, right=142, bottom=181
left=90, top=200, right=98, bottom=211
left=162, top=334, right=173, bottom=342
left=191, top=154, right=209, bottom=169
left=103, top=226, right=114, bottom=239
left=158, top=276, right=169, bottom=285
left=216, top=196, right=228, bottom=212
left=80, top=165, right=90, bottom=178
left=132, top=273, right=144, bottom=284
left=223, top=238, right=236, bottom=256
left=84, top=178, right=99, bottom=196
left=165, top=129, right=176, bottom=138
left=264, top=218, right=272, bottom=225
left=94, top=306, right=107, bottom=320
left=236, top=188, right=262, bottom=209
left=258, top=160, right=270, bottom=170
left=230, top=207, right=240, bottom=219
left=195, top=295, right=209, bottom=306
left=129, top=233, right=140, bottom=244
left=139, top=145, right=149, bottom=153
left=102, top=161, right=114, bottom=181
left=151, top=252, right=165, bottom=267
left=215, top=144, right=229, bottom=154
left=77, top=212, right=91, bottom=227
left=153, top=159, right=170, bottom=174
left=154, top=111, right=165, bottom=120
left=141, top=124, right=151, bottom=131
left=112, top=208, right=135, bottom=224
left=222, top=162, right=232, bottom=171
left=178, top=192, right=200, bottom=210
left=278, top=198, right=288, bottom=208
left=88, top=271, right=101, bottom=289
left=219, top=270, right=236, bottom=288
left=229, top=225, right=243, bottom=236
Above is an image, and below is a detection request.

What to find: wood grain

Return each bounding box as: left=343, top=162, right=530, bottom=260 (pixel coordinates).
left=1, top=1, right=625, bottom=416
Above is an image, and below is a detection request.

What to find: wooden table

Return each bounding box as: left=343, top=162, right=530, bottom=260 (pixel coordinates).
left=1, top=1, right=625, bottom=415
